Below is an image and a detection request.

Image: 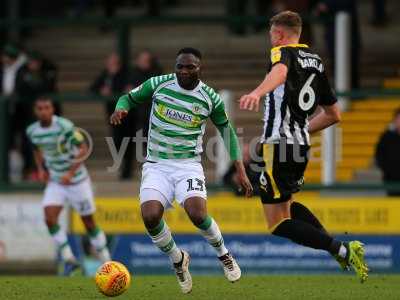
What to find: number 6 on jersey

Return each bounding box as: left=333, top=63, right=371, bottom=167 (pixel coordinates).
left=299, top=73, right=316, bottom=111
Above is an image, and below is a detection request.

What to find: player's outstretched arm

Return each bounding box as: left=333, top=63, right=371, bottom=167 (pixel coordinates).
left=210, top=99, right=253, bottom=197
left=233, top=159, right=254, bottom=197
left=239, top=63, right=288, bottom=112
left=308, top=102, right=341, bottom=134
left=110, top=78, right=154, bottom=126
left=216, top=122, right=253, bottom=197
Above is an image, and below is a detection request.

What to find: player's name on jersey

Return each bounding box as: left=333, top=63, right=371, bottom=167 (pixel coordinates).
left=70, top=194, right=400, bottom=235
left=297, top=57, right=324, bottom=72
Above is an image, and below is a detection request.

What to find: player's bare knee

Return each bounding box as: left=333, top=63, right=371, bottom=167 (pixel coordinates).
left=141, top=201, right=164, bottom=230
left=143, top=213, right=162, bottom=230
left=44, top=206, right=62, bottom=228
left=45, top=215, right=58, bottom=228
left=81, top=215, right=96, bottom=231
left=141, top=209, right=163, bottom=230
left=187, top=211, right=207, bottom=227
left=183, top=197, right=207, bottom=226
left=184, top=203, right=207, bottom=227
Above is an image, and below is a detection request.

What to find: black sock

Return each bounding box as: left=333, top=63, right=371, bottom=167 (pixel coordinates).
left=272, top=219, right=342, bottom=255
left=290, top=202, right=328, bottom=234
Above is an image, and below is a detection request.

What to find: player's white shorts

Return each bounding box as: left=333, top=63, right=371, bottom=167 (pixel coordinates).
left=139, top=160, right=207, bottom=209
left=42, top=178, right=96, bottom=216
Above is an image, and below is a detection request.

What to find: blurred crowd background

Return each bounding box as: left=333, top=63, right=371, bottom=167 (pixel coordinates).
left=1, top=0, right=399, bottom=196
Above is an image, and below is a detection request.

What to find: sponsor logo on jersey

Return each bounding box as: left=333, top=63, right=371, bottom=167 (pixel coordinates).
left=157, top=104, right=201, bottom=127
left=192, top=103, right=202, bottom=114
left=270, top=48, right=281, bottom=64
left=165, top=108, right=193, bottom=123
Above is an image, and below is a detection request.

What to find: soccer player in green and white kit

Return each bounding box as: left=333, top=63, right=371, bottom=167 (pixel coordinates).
left=27, top=97, right=111, bottom=275
left=111, top=48, right=253, bottom=294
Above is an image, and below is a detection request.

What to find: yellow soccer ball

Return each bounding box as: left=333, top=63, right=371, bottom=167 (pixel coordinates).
left=95, top=261, right=131, bottom=297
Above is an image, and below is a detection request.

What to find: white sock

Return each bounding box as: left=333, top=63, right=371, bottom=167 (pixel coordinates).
left=198, top=216, right=228, bottom=257
left=96, top=248, right=111, bottom=263
left=89, top=228, right=111, bottom=263
left=148, top=220, right=183, bottom=264
left=338, top=244, right=347, bottom=259
left=49, top=225, right=76, bottom=262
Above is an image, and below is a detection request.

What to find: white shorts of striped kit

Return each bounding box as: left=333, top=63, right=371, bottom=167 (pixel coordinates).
left=139, top=160, right=207, bottom=209
left=42, top=178, right=95, bottom=216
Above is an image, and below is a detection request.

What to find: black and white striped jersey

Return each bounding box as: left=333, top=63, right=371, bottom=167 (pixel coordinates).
left=261, top=44, right=337, bottom=146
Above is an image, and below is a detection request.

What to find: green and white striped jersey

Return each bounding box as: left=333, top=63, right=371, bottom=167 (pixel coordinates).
left=26, top=116, right=88, bottom=184
left=117, top=73, right=229, bottom=162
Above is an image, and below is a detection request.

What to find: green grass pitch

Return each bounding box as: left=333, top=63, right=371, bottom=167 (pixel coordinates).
left=2, top=275, right=400, bottom=300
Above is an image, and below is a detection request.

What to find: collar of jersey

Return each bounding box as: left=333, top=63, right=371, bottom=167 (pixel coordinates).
left=173, top=76, right=203, bottom=93
left=39, top=115, right=57, bottom=129
left=271, top=43, right=309, bottom=52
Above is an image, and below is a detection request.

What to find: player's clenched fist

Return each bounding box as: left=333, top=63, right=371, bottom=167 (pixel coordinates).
left=110, top=109, right=128, bottom=125
left=239, top=93, right=260, bottom=112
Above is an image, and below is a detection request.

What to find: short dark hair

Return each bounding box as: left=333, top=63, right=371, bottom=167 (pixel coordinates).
left=270, top=11, right=302, bottom=36
left=35, top=95, right=53, bottom=105
left=177, top=47, right=202, bottom=60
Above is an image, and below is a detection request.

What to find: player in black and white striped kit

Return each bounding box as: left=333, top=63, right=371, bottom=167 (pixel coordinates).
left=239, top=10, right=368, bottom=282
left=262, top=46, right=335, bottom=146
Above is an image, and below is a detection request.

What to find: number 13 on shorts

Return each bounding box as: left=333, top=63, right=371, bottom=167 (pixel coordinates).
left=186, top=178, right=204, bottom=192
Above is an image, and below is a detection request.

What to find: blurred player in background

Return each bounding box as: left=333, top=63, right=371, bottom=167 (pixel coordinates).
left=111, top=47, right=253, bottom=294
left=239, top=11, right=368, bottom=282
left=26, top=96, right=110, bottom=275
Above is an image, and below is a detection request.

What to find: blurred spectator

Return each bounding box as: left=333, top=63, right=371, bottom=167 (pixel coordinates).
left=14, top=51, right=58, bottom=178
left=90, top=52, right=130, bottom=103
left=129, top=49, right=162, bottom=138
left=227, top=0, right=271, bottom=35
left=90, top=52, right=133, bottom=179
left=16, top=51, right=57, bottom=105
left=375, top=108, right=400, bottom=196
left=223, top=143, right=261, bottom=196
left=316, top=0, right=361, bottom=90
left=91, top=50, right=162, bottom=179
left=1, top=44, right=27, bottom=97
left=120, top=49, right=162, bottom=179
left=1, top=44, right=27, bottom=171
left=0, top=44, right=26, bottom=181
left=131, top=50, right=162, bottom=87
left=371, top=0, right=387, bottom=27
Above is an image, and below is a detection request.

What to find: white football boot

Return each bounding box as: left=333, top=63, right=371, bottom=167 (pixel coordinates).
left=173, top=250, right=192, bottom=294
left=218, top=252, right=241, bottom=282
